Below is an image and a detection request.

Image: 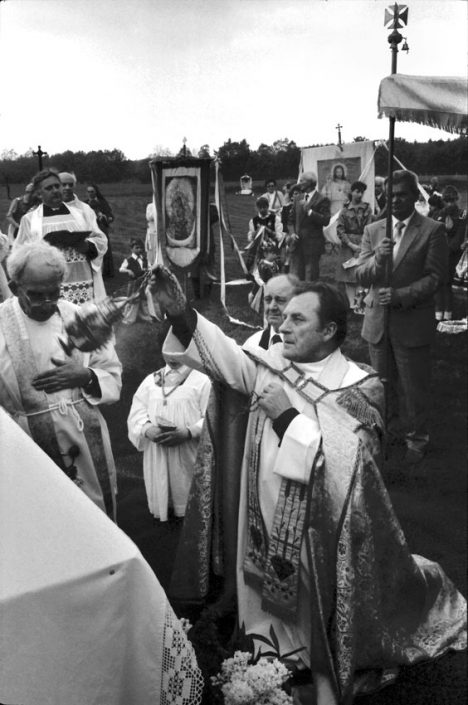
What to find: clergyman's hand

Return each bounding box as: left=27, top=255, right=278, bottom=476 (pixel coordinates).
left=32, top=357, right=91, bottom=393
left=148, top=265, right=186, bottom=316
left=258, top=383, right=291, bottom=420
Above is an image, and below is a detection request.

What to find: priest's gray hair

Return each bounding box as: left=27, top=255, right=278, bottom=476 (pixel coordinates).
left=7, top=242, right=66, bottom=283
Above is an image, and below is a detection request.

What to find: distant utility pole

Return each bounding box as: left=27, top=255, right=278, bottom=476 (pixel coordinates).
left=33, top=145, right=48, bottom=170
left=335, top=123, right=343, bottom=150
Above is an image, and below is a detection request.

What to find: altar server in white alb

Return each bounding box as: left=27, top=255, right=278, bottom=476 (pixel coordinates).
left=128, top=353, right=211, bottom=522
left=0, top=242, right=121, bottom=517
left=15, top=168, right=108, bottom=304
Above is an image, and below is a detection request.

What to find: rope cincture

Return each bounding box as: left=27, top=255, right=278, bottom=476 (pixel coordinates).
left=16, top=397, right=86, bottom=432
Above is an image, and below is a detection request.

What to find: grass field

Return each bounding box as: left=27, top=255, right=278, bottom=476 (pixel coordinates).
left=1, top=181, right=467, bottom=703
left=99, top=183, right=467, bottom=592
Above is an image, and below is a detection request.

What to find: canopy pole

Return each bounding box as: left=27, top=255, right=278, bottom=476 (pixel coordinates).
left=383, top=3, right=409, bottom=450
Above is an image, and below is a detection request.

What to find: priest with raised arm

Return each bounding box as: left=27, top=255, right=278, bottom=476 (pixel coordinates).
left=149, top=266, right=466, bottom=705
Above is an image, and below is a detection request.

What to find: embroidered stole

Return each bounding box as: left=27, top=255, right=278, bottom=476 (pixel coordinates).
left=0, top=298, right=114, bottom=517
left=243, top=350, right=352, bottom=621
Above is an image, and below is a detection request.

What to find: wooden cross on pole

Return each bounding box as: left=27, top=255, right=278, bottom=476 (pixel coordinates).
left=335, top=123, right=343, bottom=150
left=33, top=145, right=48, bottom=170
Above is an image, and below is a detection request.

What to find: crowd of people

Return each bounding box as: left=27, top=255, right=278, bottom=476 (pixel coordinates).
left=244, top=173, right=467, bottom=316
left=0, top=165, right=467, bottom=704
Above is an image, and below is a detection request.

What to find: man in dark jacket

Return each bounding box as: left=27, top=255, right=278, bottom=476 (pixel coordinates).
left=288, top=171, right=330, bottom=281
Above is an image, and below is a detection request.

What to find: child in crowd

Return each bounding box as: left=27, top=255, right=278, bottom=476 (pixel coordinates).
left=127, top=354, right=211, bottom=522
left=244, top=196, right=285, bottom=310
left=245, top=196, right=284, bottom=271
left=119, top=238, right=151, bottom=324
left=261, top=178, right=285, bottom=214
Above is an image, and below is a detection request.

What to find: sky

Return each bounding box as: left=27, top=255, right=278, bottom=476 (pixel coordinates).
left=0, top=0, right=466, bottom=159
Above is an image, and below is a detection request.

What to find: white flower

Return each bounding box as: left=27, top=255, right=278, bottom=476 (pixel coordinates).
left=213, top=653, right=293, bottom=704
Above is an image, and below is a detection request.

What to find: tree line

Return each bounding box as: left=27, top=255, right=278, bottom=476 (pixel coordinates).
left=0, top=137, right=466, bottom=188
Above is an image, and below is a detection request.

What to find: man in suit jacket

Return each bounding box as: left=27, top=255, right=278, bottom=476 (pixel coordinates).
left=356, top=169, right=448, bottom=465
left=288, top=171, right=331, bottom=281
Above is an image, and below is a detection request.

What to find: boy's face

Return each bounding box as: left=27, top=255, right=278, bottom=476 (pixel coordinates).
left=258, top=204, right=269, bottom=217
left=132, top=244, right=143, bottom=256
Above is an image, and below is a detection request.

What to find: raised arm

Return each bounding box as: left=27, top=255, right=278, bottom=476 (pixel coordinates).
left=149, top=266, right=257, bottom=394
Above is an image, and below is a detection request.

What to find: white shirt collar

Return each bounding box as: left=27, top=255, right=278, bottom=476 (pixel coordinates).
left=392, top=211, right=415, bottom=229
left=268, top=327, right=283, bottom=343
left=294, top=348, right=339, bottom=376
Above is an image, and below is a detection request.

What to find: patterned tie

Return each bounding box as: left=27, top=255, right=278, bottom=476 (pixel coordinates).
left=393, top=221, right=405, bottom=258
left=270, top=334, right=282, bottom=346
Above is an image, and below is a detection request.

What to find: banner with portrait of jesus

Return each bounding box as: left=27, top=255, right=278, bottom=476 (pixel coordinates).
left=300, top=141, right=375, bottom=215
left=150, top=157, right=211, bottom=269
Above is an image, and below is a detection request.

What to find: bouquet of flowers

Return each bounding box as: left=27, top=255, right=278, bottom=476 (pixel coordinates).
left=211, top=651, right=293, bottom=705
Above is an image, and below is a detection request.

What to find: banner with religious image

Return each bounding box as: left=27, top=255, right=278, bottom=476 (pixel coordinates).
left=150, top=157, right=211, bottom=269
left=300, top=141, right=376, bottom=215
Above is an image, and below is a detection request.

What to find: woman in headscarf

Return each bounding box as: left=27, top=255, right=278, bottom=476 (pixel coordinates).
left=86, top=183, right=115, bottom=277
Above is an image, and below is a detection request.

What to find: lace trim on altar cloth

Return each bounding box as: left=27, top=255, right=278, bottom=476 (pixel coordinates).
left=161, top=609, right=204, bottom=705
left=60, top=280, right=94, bottom=305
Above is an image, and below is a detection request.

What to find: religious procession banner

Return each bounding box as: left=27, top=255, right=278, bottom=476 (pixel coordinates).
left=300, top=140, right=376, bottom=245
left=300, top=140, right=376, bottom=214
left=150, top=156, right=211, bottom=270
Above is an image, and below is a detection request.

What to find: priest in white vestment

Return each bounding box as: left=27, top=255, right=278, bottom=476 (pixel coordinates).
left=15, top=169, right=108, bottom=303
left=149, top=266, right=466, bottom=705
left=0, top=241, right=121, bottom=517
left=59, top=170, right=107, bottom=299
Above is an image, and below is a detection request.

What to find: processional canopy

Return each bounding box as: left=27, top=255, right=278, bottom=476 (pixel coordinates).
left=378, top=74, right=468, bottom=134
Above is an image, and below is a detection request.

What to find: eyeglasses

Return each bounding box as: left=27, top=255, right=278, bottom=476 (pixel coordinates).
left=22, top=289, right=61, bottom=305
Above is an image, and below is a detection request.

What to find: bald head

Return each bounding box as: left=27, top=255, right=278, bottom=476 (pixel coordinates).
left=263, top=274, right=299, bottom=331
left=59, top=172, right=77, bottom=202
